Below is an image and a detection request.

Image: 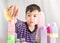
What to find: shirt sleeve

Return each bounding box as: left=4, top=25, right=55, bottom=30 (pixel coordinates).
left=15, top=20, right=23, bottom=33
left=15, top=20, right=25, bottom=39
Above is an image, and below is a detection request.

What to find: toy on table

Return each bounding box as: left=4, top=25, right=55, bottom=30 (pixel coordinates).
left=47, top=23, right=58, bottom=43
left=36, top=11, right=47, bottom=43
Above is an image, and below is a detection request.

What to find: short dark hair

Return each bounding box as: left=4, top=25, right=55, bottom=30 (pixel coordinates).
left=26, top=4, right=41, bottom=13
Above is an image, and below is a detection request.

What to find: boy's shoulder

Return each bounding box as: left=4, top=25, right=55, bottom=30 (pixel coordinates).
left=15, top=19, right=26, bottom=27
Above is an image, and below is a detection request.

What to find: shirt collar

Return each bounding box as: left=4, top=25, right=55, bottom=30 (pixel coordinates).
left=25, top=22, right=37, bottom=33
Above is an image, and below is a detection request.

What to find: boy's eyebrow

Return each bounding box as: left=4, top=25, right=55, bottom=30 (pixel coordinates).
left=34, top=13, right=37, bottom=15
left=27, top=12, right=31, bottom=14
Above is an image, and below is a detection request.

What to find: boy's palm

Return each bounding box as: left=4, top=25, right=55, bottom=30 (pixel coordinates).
left=6, top=5, right=19, bottom=18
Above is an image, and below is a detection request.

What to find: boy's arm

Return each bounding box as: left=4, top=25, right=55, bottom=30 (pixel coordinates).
left=15, top=20, right=23, bottom=33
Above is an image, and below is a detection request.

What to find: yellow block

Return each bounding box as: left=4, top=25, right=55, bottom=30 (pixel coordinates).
left=5, top=10, right=12, bottom=21
left=47, top=33, right=58, bottom=38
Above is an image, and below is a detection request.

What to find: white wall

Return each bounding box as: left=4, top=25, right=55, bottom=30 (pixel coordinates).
left=41, top=0, right=60, bottom=43
left=0, top=0, right=8, bottom=43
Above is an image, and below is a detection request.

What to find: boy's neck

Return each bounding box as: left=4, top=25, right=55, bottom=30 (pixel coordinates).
left=28, top=25, right=35, bottom=32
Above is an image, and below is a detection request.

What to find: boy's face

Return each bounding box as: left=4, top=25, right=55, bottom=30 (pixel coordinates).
left=25, top=10, right=39, bottom=26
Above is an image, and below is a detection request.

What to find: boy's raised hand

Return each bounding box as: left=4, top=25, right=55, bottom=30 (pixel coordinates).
left=7, top=5, right=18, bottom=17
left=5, top=5, right=19, bottom=21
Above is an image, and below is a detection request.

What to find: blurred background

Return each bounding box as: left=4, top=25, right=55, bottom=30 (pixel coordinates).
left=0, top=0, right=60, bottom=43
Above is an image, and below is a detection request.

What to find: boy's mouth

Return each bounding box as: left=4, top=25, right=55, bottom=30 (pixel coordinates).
left=30, top=21, right=34, bottom=23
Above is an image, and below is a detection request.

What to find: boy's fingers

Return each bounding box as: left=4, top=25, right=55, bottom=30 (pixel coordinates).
left=7, top=5, right=15, bottom=17
left=6, top=5, right=18, bottom=17
left=12, top=5, right=16, bottom=16
left=7, top=5, right=13, bottom=11
left=6, top=5, right=14, bottom=17
left=14, top=8, right=19, bottom=17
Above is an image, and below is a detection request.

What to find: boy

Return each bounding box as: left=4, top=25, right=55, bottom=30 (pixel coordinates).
left=7, top=4, right=41, bottom=43
left=16, top=4, right=41, bottom=43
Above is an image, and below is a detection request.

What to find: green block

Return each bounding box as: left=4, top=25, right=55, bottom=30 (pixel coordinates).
left=7, top=35, right=15, bottom=43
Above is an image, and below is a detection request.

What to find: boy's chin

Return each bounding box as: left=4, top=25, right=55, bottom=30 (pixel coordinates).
left=29, top=24, right=35, bottom=26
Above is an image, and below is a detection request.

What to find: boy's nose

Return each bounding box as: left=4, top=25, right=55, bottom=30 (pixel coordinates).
left=30, top=16, right=34, bottom=20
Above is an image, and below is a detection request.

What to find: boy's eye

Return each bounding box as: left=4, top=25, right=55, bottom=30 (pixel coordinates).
left=34, top=15, right=36, bottom=17
left=28, top=15, right=31, bottom=17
